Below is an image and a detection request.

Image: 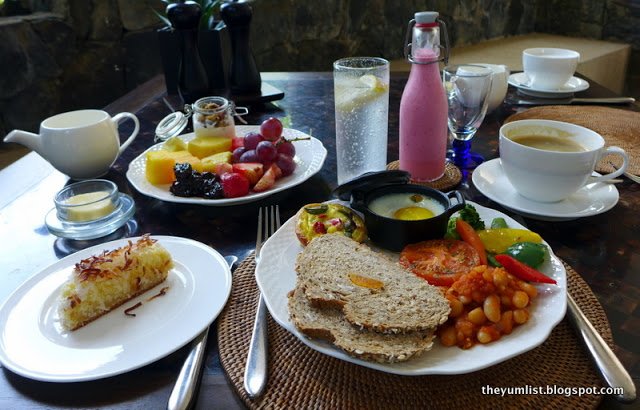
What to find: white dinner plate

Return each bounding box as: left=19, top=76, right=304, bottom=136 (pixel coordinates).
left=255, top=201, right=567, bottom=375
left=126, top=126, right=327, bottom=206
left=508, top=72, right=589, bottom=98
left=0, top=236, right=232, bottom=382
left=473, top=158, right=619, bottom=221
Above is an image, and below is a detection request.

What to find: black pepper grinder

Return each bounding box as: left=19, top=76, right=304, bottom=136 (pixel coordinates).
left=220, top=0, right=261, bottom=95
left=167, top=0, right=209, bottom=104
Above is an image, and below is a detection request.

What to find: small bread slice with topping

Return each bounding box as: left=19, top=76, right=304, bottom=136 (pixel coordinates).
left=295, top=203, right=367, bottom=246
left=288, top=287, right=434, bottom=363
left=295, top=234, right=450, bottom=334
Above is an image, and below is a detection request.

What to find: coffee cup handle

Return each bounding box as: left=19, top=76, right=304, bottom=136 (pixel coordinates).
left=587, top=146, right=629, bottom=185
left=112, top=112, right=140, bottom=155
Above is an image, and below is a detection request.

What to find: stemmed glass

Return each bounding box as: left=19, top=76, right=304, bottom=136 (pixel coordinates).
left=443, top=64, right=493, bottom=170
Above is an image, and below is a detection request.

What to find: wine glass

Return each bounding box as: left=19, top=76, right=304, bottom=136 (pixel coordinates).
left=443, top=64, right=493, bottom=170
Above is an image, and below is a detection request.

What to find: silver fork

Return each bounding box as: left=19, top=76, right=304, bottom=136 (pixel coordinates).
left=243, top=205, right=280, bottom=398
left=610, top=162, right=640, bottom=184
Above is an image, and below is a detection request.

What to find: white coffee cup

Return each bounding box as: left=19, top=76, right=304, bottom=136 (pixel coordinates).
left=499, top=119, right=629, bottom=202
left=522, top=48, right=580, bottom=90
left=472, top=63, right=509, bottom=112
left=4, top=109, right=139, bottom=179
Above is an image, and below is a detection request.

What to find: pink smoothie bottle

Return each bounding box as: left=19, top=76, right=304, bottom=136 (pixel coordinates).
left=399, top=11, right=449, bottom=181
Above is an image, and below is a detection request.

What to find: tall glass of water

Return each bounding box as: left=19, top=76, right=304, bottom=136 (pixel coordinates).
left=443, top=64, right=493, bottom=170
left=333, top=57, right=390, bottom=184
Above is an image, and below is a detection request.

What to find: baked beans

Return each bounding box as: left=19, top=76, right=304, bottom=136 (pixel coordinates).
left=437, top=265, right=535, bottom=349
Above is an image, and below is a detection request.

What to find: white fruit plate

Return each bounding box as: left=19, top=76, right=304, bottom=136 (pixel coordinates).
left=126, top=126, right=327, bottom=206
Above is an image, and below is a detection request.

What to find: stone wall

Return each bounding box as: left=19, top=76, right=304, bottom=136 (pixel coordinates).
left=0, top=0, right=638, bottom=139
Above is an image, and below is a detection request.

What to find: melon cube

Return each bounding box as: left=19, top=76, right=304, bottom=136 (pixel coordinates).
left=145, top=150, right=202, bottom=185
left=188, top=137, right=233, bottom=159
left=163, top=136, right=187, bottom=152
left=201, top=151, right=233, bottom=173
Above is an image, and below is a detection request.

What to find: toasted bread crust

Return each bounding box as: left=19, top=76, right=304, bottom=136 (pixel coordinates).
left=295, top=234, right=451, bottom=334
left=288, top=287, right=434, bottom=363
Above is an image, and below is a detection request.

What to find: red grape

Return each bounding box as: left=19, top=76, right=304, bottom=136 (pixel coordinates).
left=243, top=132, right=263, bottom=150
left=256, top=140, right=277, bottom=162
left=232, top=147, right=246, bottom=163
left=275, top=153, right=296, bottom=176
left=239, top=149, right=259, bottom=163
left=260, top=117, right=283, bottom=142
left=277, top=140, right=295, bottom=157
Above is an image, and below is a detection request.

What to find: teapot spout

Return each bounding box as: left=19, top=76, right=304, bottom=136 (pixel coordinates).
left=4, top=129, right=42, bottom=153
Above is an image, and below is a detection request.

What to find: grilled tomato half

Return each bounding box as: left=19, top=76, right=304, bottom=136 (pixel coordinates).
left=295, top=203, right=367, bottom=246
left=399, top=239, right=480, bottom=287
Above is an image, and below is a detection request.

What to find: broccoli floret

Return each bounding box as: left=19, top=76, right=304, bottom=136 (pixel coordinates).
left=458, top=204, right=485, bottom=230
left=445, top=217, right=460, bottom=239
left=444, top=204, right=485, bottom=239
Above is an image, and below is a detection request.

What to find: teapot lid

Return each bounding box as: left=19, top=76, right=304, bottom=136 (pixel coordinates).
left=333, top=170, right=411, bottom=201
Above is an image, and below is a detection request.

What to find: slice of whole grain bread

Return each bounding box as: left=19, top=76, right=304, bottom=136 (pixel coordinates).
left=288, top=287, right=434, bottom=363
left=295, top=234, right=450, bottom=334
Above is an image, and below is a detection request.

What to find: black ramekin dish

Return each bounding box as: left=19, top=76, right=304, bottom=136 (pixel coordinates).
left=334, top=171, right=466, bottom=252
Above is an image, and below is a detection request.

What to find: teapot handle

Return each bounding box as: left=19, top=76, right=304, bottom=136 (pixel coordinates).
left=112, top=112, right=140, bottom=155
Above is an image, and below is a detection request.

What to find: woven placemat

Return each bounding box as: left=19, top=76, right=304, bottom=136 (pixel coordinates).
left=505, top=106, right=640, bottom=176
left=386, top=160, right=462, bottom=191
left=217, top=257, right=612, bottom=409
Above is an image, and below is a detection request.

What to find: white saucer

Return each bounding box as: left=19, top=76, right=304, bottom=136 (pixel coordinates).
left=508, top=72, right=589, bottom=98
left=472, top=158, right=618, bottom=221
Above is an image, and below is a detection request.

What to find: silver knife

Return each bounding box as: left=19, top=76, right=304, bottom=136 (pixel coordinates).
left=566, top=294, right=636, bottom=403
left=511, top=97, right=636, bottom=105
left=509, top=214, right=636, bottom=402
left=167, top=255, right=238, bottom=410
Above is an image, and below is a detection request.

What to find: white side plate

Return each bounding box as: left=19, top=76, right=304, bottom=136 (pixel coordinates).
left=0, top=236, right=232, bottom=382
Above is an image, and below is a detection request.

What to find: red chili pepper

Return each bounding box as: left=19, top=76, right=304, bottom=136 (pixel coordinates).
left=494, top=254, right=557, bottom=284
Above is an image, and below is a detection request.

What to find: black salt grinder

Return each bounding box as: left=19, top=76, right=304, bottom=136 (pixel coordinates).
left=167, top=0, right=209, bottom=104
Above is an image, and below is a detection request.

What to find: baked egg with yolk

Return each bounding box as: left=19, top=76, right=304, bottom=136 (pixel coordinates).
left=368, top=193, right=445, bottom=221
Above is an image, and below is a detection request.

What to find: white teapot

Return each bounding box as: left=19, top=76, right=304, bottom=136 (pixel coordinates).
left=4, top=109, right=139, bottom=180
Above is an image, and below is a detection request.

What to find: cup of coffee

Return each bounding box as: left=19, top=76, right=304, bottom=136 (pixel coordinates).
left=499, top=119, right=629, bottom=202
left=522, top=48, right=580, bottom=90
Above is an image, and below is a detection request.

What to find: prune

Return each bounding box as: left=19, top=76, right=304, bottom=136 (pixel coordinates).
left=174, top=163, right=193, bottom=181
left=201, top=172, right=217, bottom=181
left=203, top=179, right=224, bottom=199
left=170, top=164, right=224, bottom=200
left=170, top=181, right=193, bottom=197
left=189, top=171, right=206, bottom=196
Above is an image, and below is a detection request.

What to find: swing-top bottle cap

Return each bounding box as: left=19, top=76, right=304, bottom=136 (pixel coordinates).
left=414, top=11, right=438, bottom=24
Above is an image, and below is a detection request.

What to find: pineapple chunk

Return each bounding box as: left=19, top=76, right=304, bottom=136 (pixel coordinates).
left=201, top=151, right=233, bottom=173
left=145, top=150, right=202, bottom=185
left=163, top=136, right=187, bottom=152
left=188, top=137, right=232, bottom=159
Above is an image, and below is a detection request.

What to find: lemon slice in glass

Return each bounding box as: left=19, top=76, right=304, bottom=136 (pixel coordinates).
left=335, top=74, right=388, bottom=112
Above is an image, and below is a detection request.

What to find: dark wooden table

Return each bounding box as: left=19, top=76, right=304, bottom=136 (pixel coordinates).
left=0, top=72, right=638, bottom=409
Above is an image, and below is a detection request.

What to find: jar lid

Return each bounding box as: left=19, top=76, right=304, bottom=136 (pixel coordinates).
left=333, top=170, right=411, bottom=201
left=155, top=111, right=190, bottom=142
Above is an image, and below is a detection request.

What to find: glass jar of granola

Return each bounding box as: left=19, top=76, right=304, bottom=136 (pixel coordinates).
left=193, top=96, right=238, bottom=139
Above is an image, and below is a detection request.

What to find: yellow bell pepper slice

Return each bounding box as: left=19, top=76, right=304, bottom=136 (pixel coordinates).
left=477, top=229, right=542, bottom=254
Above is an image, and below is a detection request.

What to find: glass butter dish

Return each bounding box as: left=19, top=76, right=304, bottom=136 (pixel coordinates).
left=45, top=179, right=135, bottom=240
